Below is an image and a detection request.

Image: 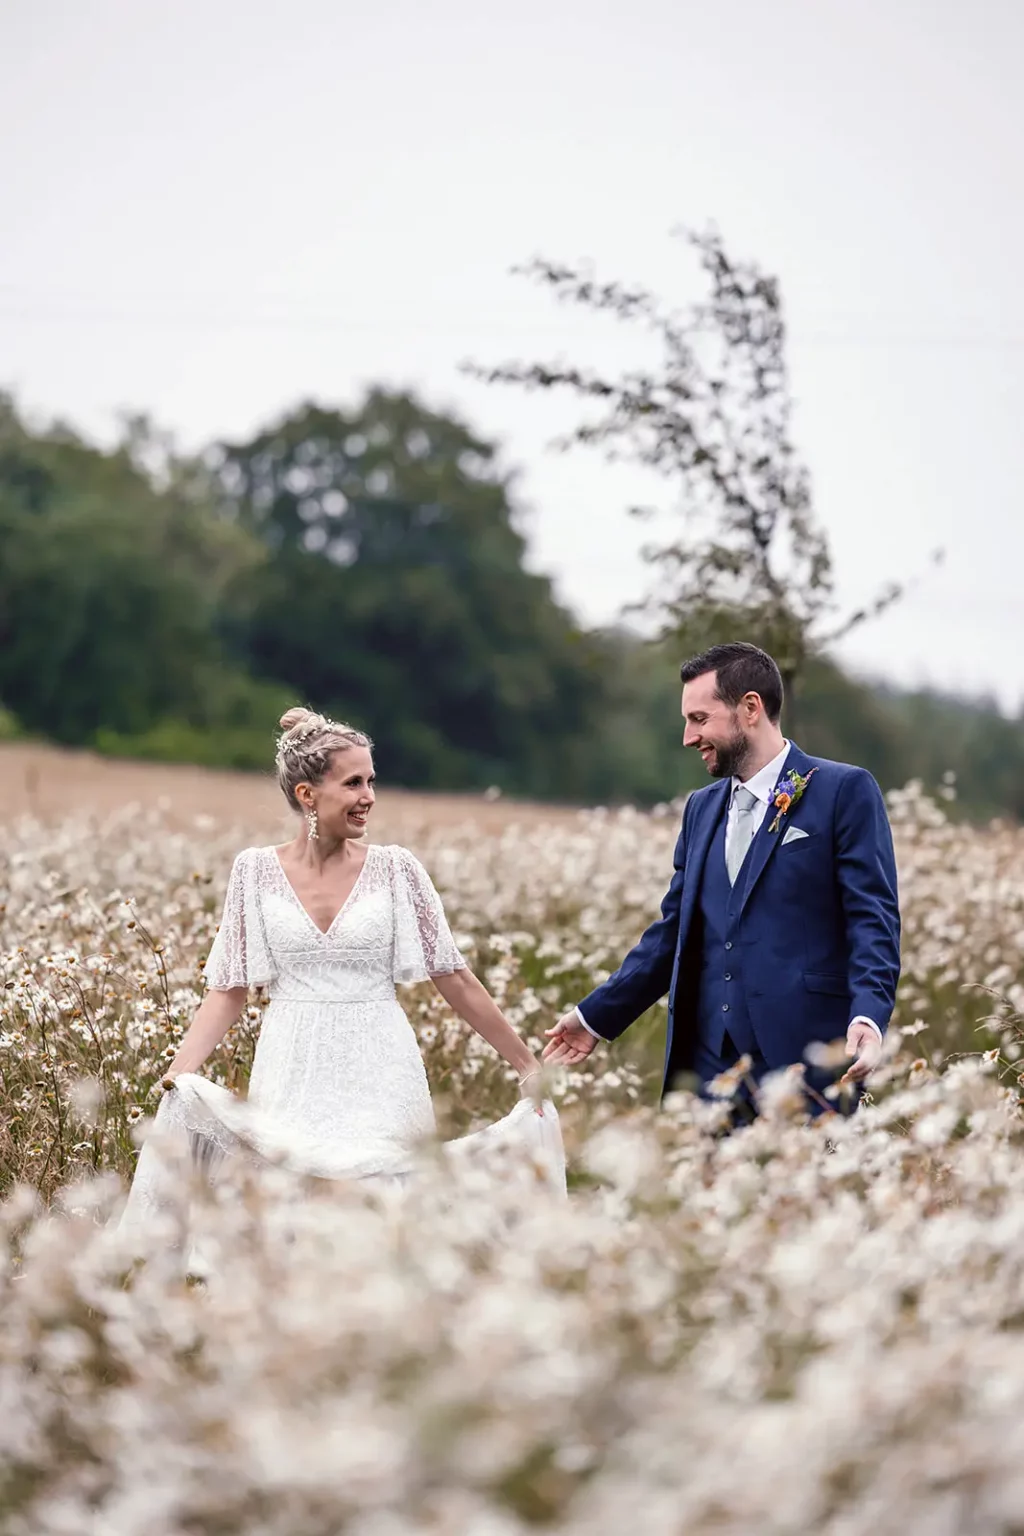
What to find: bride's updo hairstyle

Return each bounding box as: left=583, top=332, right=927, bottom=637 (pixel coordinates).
left=275, top=707, right=373, bottom=812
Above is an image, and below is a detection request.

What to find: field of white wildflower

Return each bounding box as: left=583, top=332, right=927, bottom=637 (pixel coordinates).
left=3, top=774, right=1024, bottom=1533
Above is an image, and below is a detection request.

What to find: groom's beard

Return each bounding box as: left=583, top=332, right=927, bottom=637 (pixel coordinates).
left=703, top=727, right=753, bottom=781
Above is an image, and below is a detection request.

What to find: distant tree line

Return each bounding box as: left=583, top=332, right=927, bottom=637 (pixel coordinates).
left=0, top=390, right=1021, bottom=820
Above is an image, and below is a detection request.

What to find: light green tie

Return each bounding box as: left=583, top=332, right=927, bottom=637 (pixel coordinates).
left=726, top=784, right=758, bottom=885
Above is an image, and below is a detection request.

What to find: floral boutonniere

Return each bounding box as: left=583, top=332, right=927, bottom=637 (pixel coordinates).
left=768, top=766, right=818, bottom=834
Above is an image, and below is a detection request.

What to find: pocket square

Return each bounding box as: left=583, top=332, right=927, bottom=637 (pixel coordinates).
left=782, top=825, right=809, bottom=846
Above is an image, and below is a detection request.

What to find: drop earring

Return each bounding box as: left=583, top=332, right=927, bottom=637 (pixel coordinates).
left=306, top=808, right=319, bottom=841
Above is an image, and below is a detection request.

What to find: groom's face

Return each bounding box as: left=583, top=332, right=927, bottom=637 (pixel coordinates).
left=682, top=672, right=750, bottom=780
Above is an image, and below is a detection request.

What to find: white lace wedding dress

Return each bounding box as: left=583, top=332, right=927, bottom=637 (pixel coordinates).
left=120, top=843, right=565, bottom=1238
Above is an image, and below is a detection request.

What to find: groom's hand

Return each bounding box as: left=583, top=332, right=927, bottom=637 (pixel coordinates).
left=842, top=1021, right=883, bottom=1083
left=543, top=1011, right=598, bottom=1066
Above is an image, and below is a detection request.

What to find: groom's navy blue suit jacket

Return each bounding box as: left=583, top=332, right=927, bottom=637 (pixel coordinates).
left=579, top=745, right=901, bottom=1095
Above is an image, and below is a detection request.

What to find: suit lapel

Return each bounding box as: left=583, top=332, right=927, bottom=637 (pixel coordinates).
left=737, top=743, right=814, bottom=917
left=678, top=778, right=730, bottom=942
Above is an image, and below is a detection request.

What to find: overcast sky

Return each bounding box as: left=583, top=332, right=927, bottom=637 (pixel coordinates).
left=3, top=0, right=1022, bottom=708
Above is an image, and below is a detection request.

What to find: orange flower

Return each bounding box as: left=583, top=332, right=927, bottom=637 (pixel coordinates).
left=768, top=765, right=818, bottom=832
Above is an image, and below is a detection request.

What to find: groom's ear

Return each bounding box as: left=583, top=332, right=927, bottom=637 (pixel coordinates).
left=740, top=690, right=764, bottom=725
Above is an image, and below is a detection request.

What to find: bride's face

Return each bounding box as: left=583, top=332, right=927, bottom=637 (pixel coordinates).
left=304, top=745, right=376, bottom=840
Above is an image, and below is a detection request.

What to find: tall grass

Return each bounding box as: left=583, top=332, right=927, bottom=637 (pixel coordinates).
left=2, top=784, right=1024, bottom=1531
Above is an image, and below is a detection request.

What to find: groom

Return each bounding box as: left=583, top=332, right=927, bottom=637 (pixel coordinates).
left=544, top=643, right=901, bottom=1112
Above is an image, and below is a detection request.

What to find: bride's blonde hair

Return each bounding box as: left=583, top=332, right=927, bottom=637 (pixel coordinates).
left=275, top=707, right=373, bottom=811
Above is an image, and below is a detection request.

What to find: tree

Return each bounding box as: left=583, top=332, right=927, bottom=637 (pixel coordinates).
left=0, top=396, right=277, bottom=749
left=213, top=391, right=607, bottom=796
left=470, top=228, right=935, bottom=730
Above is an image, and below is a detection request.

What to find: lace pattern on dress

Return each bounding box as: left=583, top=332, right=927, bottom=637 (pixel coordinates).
left=202, top=843, right=464, bottom=995
left=119, top=838, right=563, bottom=1256
left=389, top=845, right=467, bottom=983
left=203, top=849, right=276, bottom=990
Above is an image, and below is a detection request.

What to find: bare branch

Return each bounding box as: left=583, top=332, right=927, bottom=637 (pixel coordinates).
left=470, top=227, right=929, bottom=716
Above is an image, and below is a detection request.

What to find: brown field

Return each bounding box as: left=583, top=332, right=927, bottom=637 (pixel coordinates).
left=0, top=741, right=579, bottom=835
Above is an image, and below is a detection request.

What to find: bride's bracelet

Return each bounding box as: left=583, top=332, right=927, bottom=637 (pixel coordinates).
left=518, top=1068, right=542, bottom=1087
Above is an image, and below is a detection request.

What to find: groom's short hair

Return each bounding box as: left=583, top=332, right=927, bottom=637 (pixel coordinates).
left=680, top=643, right=784, bottom=723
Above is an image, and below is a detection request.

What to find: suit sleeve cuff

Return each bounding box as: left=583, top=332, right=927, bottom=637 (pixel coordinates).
left=850, top=1015, right=882, bottom=1042
left=574, top=1006, right=601, bottom=1038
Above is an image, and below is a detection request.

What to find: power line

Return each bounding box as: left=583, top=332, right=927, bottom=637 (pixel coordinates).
left=1, top=294, right=1023, bottom=349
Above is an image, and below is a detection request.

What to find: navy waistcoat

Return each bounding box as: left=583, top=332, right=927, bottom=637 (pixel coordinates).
left=693, top=810, right=758, bottom=1055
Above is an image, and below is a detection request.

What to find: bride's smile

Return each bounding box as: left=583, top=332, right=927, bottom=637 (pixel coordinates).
left=294, top=744, right=376, bottom=847
left=119, top=705, right=562, bottom=1249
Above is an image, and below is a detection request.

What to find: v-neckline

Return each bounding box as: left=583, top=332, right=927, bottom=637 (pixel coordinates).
left=271, top=844, right=374, bottom=938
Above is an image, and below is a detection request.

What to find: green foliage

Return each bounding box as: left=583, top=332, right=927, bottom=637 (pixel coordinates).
left=93, top=674, right=297, bottom=772
left=0, top=394, right=268, bottom=750
left=0, top=388, right=1020, bottom=821
left=1, top=490, right=214, bottom=740
left=580, top=630, right=707, bottom=805
left=214, top=391, right=607, bottom=796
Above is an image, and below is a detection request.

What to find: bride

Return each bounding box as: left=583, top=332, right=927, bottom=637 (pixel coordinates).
left=120, top=708, right=564, bottom=1236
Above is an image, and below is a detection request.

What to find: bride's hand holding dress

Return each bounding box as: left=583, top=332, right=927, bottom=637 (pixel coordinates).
left=120, top=708, right=564, bottom=1242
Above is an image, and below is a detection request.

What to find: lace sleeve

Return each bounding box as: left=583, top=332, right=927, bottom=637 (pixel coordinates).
left=203, top=849, right=276, bottom=991
left=390, top=846, right=468, bottom=984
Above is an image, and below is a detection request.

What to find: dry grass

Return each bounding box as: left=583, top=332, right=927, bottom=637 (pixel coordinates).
left=5, top=762, right=1024, bottom=1529
left=0, top=742, right=578, bottom=835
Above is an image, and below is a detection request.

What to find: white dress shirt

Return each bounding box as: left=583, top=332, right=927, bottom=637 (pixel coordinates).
left=725, top=739, right=792, bottom=854
left=576, top=739, right=881, bottom=1043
